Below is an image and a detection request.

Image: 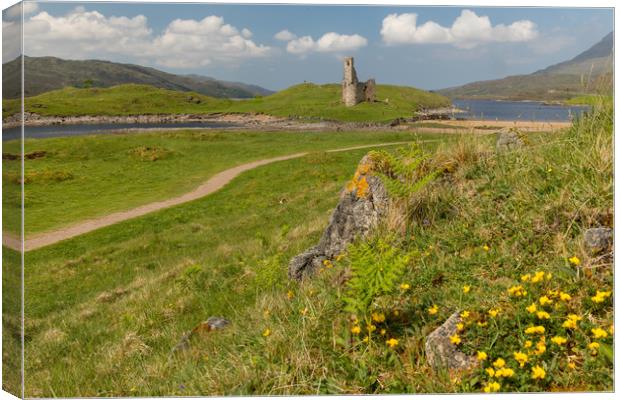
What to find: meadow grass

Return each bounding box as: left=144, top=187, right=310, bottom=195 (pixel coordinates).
left=2, top=83, right=450, bottom=122
left=12, top=100, right=613, bottom=395
left=3, top=130, right=448, bottom=235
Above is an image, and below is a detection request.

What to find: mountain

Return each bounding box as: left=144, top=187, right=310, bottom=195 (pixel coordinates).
left=438, top=32, right=613, bottom=100
left=2, top=56, right=274, bottom=99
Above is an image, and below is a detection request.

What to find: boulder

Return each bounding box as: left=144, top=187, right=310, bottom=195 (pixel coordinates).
left=288, top=155, right=389, bottom=280
left=496, top=128, right=525, bottom=152
left=583, top=227, right=613, bottom=255
left=425, top=312, right=478, bottom=371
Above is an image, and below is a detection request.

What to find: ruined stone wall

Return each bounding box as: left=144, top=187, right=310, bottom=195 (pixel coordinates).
left=342, top=57, right=375, bottom=107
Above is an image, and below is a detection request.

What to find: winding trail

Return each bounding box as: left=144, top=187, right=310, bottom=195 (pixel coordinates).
left=3, top=141, right=423, bottom=252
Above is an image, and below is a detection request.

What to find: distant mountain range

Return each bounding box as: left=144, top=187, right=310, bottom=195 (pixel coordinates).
left=438, top=32, right=613, bottom=100
left=2, top=56, right=274, bottom=99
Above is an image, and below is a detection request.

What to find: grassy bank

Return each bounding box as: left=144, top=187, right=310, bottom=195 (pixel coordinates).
left=4, top=130, right=447, bottom=235
left=2, top=83, right=450, bottom=122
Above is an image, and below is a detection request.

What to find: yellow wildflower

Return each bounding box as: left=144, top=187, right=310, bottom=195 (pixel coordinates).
left=546, top=272, right=552, bottom=280
left=393, top=310, right=400, bottom=317
left=591, top=290, right=612, bottom=303
left=323, top=259, right=333, bottom=268
left=568, top=362, right=576, bottom=369
left=477, top=351, right=488, bottom=361
left=562, top=314, right=582, bottom=329
left=386, top=338, right=399, bottom=348
left=521, top=273, right=531, bottom=282
left=380, top=329, right=387, bottom=336
left=588, top=342, right=600, bottom=350
left=539, top=296, right=552, bottom=306
left=450, top=334, right=461, bottom=345
left=531, top=365, right=546, bottom=380
left=477, top=321, right=488, bottom=327
left=547, top=289, right=559, bottom=298
left=551, top=336, right=567, bottom=345
left=428, top=305, right=438, bottom=315
left=495, top=368, right=515, bottom=378
left=568, top=256, right=581, bottom=266
left=400, top=283, right=410, bottom=291
left=483, top=381, right=500, bottom=393
left=508, top=285, right=527, bottom=297
left=460, top=310, right=471, bottom=319
left=525, top=326, right=545, bottom=335
left=286, top=290, right=295, bottom=300
left=488, top=308, right=500, bottom=318
left=531, top=271, right=546, bottom=283
left=536, top=311, right=551, bottom=320
left=513, top=351, right=528, bottom=367
left=559, top=292, right=572, bottom=301
left=456, top=323, right=464, bottom=332
left=534, top=341, right=546, bottom=355
left=351, top=325, right=361, bottom=335
left=362, top=336, right=369, bottom=343
left=524, top=340, right=533, bottom=349
left=463, top=285, right=471, bottom=294
left=526, top=303, right=537, bottom=313
left=482, top=245, right=490, bottom=251
left=262, top=328, right=271, bottom=337
left=591, top=328, right=608, bottom=339
left=335, top=253, right=345, bottom=262
left=367, top=324, right=377, bottom=333
left=609, top=326, right=614, bottom=335
left=485, top=367, right=495, bottom=377
left=492, top=358, right=506, bottom=368
left=371, top=312, right=386, bottom=323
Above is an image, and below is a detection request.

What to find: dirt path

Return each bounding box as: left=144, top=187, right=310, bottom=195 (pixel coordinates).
left=2, top=141, right=422, bottom=252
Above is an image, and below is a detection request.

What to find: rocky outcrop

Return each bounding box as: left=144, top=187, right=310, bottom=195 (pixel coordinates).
left=496, top=128, right=526, bottom=152
left=425, top=312, right=478, bottom=371
left=288, top=155, right=389, bottom=280
left=584, top=227, right=613, bottom=255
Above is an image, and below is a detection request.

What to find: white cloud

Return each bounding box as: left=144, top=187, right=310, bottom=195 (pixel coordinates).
left=381, top=9, right=538, bottom=49
left=4, top=2, right=39, bottom=20
left=15, top=8, right=270, bottom=68
left=286, top=32, right=367, bottom=55
left=3, top=20, right=21, bottom=61
left=274, top=29, right=296, bottom=41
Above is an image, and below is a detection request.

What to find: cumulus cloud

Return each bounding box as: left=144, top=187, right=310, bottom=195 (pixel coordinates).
left=286, top=32, right=367, bottom=55
left=274, top=29, right=296, bottom=41
left=4, top=2, right=39, bottom=20
left=381, top=9, right=538, bottom=49
left=11, top=7, right=270, bottom=68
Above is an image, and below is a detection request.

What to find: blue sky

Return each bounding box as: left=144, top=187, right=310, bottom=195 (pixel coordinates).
left=2, top=2, right=613, bottom=90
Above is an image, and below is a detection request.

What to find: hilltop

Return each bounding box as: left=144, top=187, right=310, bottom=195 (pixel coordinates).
left=1, top=56, right=274, bottom=99
left=2, top=82, right=450, bottom=123
left=438, top=32, right=613, bottom=100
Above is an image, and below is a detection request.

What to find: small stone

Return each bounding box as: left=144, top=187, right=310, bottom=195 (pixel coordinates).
left=425, top=312, right=478, bottom=371
left=583, top=227, right=613, bottom=255
left=496, top=128, right=525, bottom=152
left=205, top=316, right=231, bottom=330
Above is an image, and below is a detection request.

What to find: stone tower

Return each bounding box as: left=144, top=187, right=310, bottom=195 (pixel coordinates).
left=342, top=57, right=376, bottom=107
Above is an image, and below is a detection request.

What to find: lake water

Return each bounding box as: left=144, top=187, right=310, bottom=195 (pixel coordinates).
left=452, top=99, right=590, bottom=122
left=2, top=121, right=238, bottom=141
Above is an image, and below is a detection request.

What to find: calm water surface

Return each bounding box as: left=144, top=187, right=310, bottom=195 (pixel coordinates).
left=452, top=99, right=590, bottom=122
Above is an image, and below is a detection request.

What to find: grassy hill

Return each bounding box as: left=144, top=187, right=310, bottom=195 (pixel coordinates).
left=11, top=99, right=612, bottom=396
left=2, top=56, right=274, bottom=99
left=439, top=32, right=613, bottom=100
left=2, top=82, right=451, bottom=123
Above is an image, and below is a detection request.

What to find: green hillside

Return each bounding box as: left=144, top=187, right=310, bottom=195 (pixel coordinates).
left=439, top=32, right=613, bottom=100
left=3, top=82, right=450, bottom=123
left=2, top=56, right=274, bottom=99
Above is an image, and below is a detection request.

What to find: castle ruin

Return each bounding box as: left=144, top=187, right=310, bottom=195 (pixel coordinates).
left=342, top=57, right=375, bottom=107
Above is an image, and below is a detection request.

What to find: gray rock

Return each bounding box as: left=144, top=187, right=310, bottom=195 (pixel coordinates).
left=584, top=227, right=613, bottom=255
left=205, top=316, right=231, bottom=330
left=425, top=312, right=478, bottom=371
left=288, top=155, right=389, bottom=280
left=496, top=128, right=525, bottom=152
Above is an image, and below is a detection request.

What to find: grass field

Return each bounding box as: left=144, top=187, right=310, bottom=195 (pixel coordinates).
left=3, top=130, right=449, bottom=235
left=3, top=99, right=612, bottom=395
left=2, top=83, right=451, bottom=122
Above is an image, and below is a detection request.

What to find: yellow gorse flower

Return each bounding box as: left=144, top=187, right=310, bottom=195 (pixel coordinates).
left=351, top=325, right=361, bottom=334
left=513, top=351, right=528, bottom=367
left=477, top=321, right=488, bottom=327
left=559, top=292, right=572, bottom=301
left=400, top=283, right=411, bottom=291
left=568, top=256, right=581, bottom=266
left=536, top=311, right=551, bottom=320
left=463, top=285, right=471, bottom=294
left=494, top=368, right=514, bottom=378
left=531, top=271, right=546, bottom=283
left=534, top=340, right=546, bottom=355
left=531, top=365, right=546, bottom=380
left=286, top=290, right=295, bottom=300
left=477, top=351, right=488, bottom=361
left=588, top=342, right=600, bottom=350
left=367, top=324, right=377, bottom=332
left=488, top=308, right=500, bottom=318
left=551, top=336, right=568, bottom=345
left=526, top=303, right=537, bottom=313
left=386, top=338, right=399, bottom=348
left=485, top=367, right=495, bottom=377
left=456, top=323, right=465, bottom=332
left=562, top=314, right=582, bottom=329
left=428, top=305, right=439, bottom=315
left=524, top=340, right=533, bottom=348
left=508, top=285, right=527, bottom=297
left=539, top=296, right=552, bottom=306
left=521, top=273, right=531, bottom=282
left=460, top=310, right=471, bottom=319
left=371, top=312, right=386, bottom=323
left=482, top=244, right=490, bottom=251
left=262, top=328, right=271, bottom=337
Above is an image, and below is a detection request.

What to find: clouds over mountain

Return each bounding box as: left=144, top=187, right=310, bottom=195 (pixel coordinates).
left=284, top=32, right=368, bottom=55
left=381, top=9, right=538, bottom=49
left=5, top=7, right=271, bottom=67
